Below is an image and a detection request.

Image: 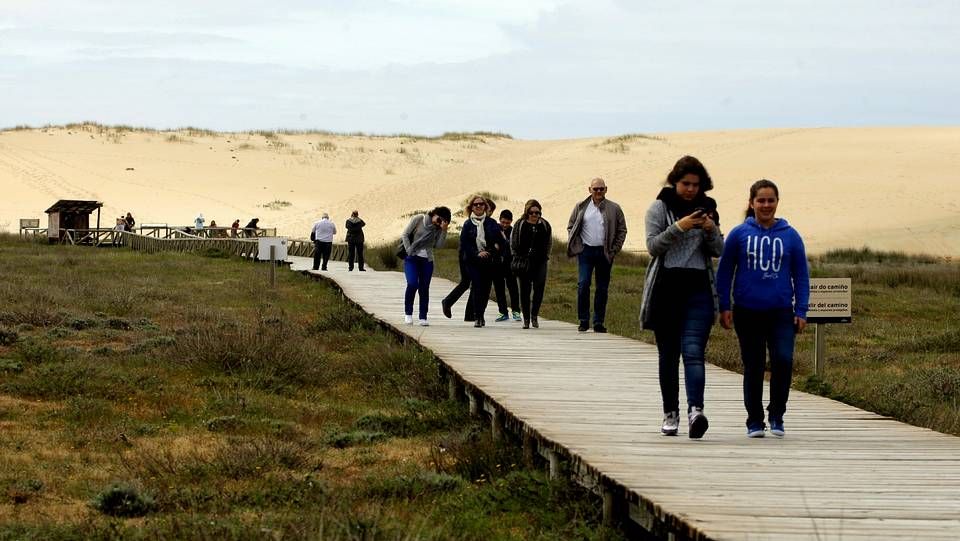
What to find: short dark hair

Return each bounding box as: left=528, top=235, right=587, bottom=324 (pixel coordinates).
left=429, top=206, right=452, bottom=224
left=499, top=209, right=513, bottom=220
left=666, top=155, right=713, bottom=192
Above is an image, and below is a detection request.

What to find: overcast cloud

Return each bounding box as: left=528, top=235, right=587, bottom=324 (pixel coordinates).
left=1, top=0, right=958, bottom=138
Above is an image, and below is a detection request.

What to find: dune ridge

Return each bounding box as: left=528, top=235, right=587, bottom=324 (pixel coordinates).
left=2, top=124, right=958, bottom=256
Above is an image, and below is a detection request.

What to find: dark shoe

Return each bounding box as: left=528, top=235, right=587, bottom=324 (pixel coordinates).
left=321, top=267, right=328, bottom=271
left=688, top=407, right=709, bottom=439
left=531, top=317, right=539, bottom=329
left=593, top=324, right=607, bottom=333
left=578, top=321, right=589, bottom=332
left=522, top=319, right=530, bottom=329
left=479, top=318, right=486, bottom=327
left=441, top=299, right=452, bottom=319
left=359, top=268, right=366, bottom=271
left=474, top=320, right=482, bottom=328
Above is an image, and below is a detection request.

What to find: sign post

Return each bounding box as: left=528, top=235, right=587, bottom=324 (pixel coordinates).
left=806, top=278, right=852, bottom=375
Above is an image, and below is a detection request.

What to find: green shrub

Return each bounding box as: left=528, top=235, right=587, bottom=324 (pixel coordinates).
left=14, top=339, right=65, bottom=364
left=0, top=326, right=18, bottom=345
left=91, top=483, right=156, bottom=517
left=0, top=358, right=24, bottom=373
left=325, top=430, right=388, bottom=448
left=365, top=471, right=464, bottom=499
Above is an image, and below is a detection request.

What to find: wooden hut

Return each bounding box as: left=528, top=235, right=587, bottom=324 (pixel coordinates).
left=45, top=200, right=103, bottom=242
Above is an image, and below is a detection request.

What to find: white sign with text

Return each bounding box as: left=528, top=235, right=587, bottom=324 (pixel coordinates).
left=807, top=278, right=852, bottom=323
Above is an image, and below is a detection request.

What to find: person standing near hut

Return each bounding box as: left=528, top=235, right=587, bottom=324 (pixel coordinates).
left=124, top=212, right=135, bottom=232
left=195, top=214, right=205, bottom=231
left=311, top=213, right=337, bottom=271
left=345, top=210, right=366, bottom=271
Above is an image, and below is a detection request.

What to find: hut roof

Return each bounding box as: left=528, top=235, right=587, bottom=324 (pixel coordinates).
left=44, top=200, right=103, bottom=214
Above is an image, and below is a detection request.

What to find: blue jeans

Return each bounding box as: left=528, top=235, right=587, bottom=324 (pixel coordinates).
left=403, top=256, right=434, bottom=319
left=733, top=307, right=796, bottom=427
left=654, top=289, right=713, bottom=413
left=577, top=245, right=612, bottom=325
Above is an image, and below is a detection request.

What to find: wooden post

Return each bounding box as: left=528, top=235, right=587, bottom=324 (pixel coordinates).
left=522, top=432, right=536, bottom=467
left=491, top=408, right=503, bottom=442
left=546, top=448, right=560, bottom=481
left=447, top=376, right=459, bottom=401
left=814, top=323, right=826, bottom=376
left=466, top=390, right=479, bottom=416
left=602, top=486, right=616, bottom=527
left=269, top=245, right=277, bottom=288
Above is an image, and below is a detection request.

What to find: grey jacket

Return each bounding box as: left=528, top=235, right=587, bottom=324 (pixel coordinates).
left=639, top=200, right=724, bottom=329
left=401, top=214, right=446, bottom=261
left=566, top=196, right=627, bottom=262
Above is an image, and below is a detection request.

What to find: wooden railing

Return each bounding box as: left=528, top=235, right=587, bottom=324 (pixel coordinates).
left=61, top=228, right=127, bottom=246
left=138, top=225, right=277, bottom=239
left=125, top=232, right=260, bottom=258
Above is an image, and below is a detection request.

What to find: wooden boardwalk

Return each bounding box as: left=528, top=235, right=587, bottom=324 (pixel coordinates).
left=293, top=256, right=960, bottom=540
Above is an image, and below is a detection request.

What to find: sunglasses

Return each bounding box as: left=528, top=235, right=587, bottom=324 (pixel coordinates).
left=528, top=210, right=541, bottom=215
left=591, top=187, right=606, bottom=192
left=472, top=202, right=486, bottom=207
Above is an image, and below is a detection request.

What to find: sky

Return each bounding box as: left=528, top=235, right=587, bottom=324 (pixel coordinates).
left=2, top=0, right=959, bottom=139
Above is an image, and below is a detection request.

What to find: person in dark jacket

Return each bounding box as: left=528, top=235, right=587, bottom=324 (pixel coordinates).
left=345, top=210, right=366, bottom=271
left=459, top=195, right=505, bottom=328
left=124, top=212, right=136, bottom=232
left=716, top=179, right=809, bottom=439
left=243, top=218, right=260, bottom=237
left=493, top=209, right=521, bottom=322
left=442, top=197, right=496, bottom=322
left=511, top=199, right=553, bottom=329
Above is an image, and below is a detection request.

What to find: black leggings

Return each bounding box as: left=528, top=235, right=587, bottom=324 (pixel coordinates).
left=518, top=260, right=547, bottom=319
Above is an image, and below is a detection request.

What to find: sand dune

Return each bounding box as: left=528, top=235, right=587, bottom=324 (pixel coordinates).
left=2, top=125, right=958, bottom=256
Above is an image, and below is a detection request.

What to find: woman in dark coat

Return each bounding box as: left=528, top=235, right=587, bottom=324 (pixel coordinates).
left=459, top=194, right=505, bottom=328
left=345, top=210, right=366, bottom=271
left=511, top=199, right=553, bottom=329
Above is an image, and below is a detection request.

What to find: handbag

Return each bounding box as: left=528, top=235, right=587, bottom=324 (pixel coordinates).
left=510, top=254, right=529, bottom=274
left=395, top=241, right=408, bottom=260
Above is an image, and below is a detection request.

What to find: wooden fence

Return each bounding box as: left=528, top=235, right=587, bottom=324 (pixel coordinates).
left=123, top=232, right=349, bottom=262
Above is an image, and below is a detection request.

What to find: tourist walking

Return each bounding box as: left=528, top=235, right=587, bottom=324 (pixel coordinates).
left=640, top=156, right=724, bottom=439
left=716, top=179, right=809, bottom=439
left=566, top=177, right=627, bottom=333
left=124, top=212, right=135, bottom=232
left=311, top=213, right=337, bottom=271
left=231, top=219, right=240, bottom=237
left=441, top=197, right=496, bottom=322
left=345, top=210, right=366, bottom=271
left=243, top=218, right=260, bottom=237
left=195, top=213, right=205, bottom=231
left=460, top=195, right=505, bottom=328
left=493, top=209, right=521, bottom=322
left=511, top=200, right=552, bottom=329
left=400, top=206, right=451, bottom=325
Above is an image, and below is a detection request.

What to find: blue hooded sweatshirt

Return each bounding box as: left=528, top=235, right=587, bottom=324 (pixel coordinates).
left=716, top=217, right=810, bottom=318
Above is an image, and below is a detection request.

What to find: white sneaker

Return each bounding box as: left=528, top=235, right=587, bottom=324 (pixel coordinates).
left=418, top=319, right=429, bottom=326
left=661, top=411, right=679, bottom=436
left=404, top=315, right=413, bottom=325
left=688, top=407, right=709, bottom=439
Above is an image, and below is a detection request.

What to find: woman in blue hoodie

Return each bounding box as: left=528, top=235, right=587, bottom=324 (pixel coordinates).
left=716, top=179, right=810, bottom=438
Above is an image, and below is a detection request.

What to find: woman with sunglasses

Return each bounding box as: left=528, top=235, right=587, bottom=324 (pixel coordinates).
left=511, top=199, right=552, bottom=329
left=459, top=195, right=505, bottom=327
left=640, top=156, right=724, bottom=439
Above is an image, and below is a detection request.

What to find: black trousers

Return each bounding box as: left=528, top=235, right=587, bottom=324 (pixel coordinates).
left=313, top=241, right=332, bottom=270
left=466, top=260, right=494, bottom=322
left=518, top=260, right=548, bottom=320
left=444, top=257, right=476, bottom=320
left=347, top=241, right=365, bottom=270
left=494, top=264, right=520, bottom=314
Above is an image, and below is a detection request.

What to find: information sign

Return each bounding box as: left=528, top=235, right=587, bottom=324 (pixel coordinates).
left=807, top=278, right=852, bottom=324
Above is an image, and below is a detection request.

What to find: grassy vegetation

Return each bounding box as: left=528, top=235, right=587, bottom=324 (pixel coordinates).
left=417, top=239, right=960, bottom=435
left=0, top=235, right=621, bottom=540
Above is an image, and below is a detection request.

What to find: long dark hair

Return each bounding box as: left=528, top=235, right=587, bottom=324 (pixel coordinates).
left=744, top=179, right=780, bottom=219
left=666, top=156, right=713, bottom=192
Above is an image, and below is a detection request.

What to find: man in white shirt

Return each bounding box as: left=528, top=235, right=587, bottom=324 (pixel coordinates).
left=566, top=177, right=628, bottom=332
left=311, top=213, right=337, bottom=271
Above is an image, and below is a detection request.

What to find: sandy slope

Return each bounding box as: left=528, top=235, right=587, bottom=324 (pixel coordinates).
left=1, top=125, right=958, bottom=256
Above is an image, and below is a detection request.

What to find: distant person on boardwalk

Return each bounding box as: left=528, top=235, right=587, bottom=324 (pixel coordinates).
left=113, top=217, right=125, bottom=245
left=511, top=199, right=552, bottom=329
left=345, top=210, right=366, bottom=271
left=493, top=209, right=521, bottom=322
left=195, top=213, right=205, bottom=231
left=566, top=177, right=627, bottom=333
left=311, top=213, right=337, bottom=271
left=124, top=212, right=135, bottom=232
left=400, top=206, right=451, bottom=326
left=231, top=219, right=240, bottom=238
left=460, top=195, right=505, bottom=328
left=209, top=220, right=218, bottom=237
left=640, top=156, right=725, bottom=439
left=244, top=218, right=259, bottom=237
left=716, top=179, right=810, bottom=439
left=441, top=197, right=496, bottom=322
